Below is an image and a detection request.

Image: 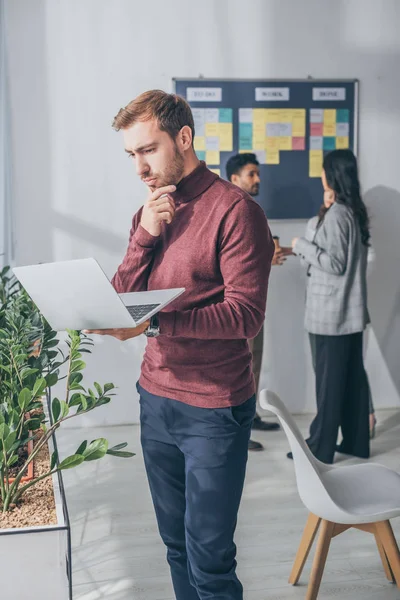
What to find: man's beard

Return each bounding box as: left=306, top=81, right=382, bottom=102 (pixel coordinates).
left=148, top=145, right=185, bottom=190
left=249, top=185, right=260, bottom=197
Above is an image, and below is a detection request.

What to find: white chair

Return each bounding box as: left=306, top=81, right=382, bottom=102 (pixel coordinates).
left=260, top=389, right=400, bottom=600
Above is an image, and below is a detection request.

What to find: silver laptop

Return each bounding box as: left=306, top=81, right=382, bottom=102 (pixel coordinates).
left=12, top=258, right=185, bottom=331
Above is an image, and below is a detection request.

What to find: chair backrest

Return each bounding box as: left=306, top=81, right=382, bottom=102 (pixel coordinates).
left=260, top=389, right=340, bottom=518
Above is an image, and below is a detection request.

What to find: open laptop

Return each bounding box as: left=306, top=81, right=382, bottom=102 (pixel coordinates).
left=12, top=258, right=185, bottom=332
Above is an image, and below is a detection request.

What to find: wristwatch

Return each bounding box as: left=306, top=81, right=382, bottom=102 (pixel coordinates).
left=144, top=314, right=160, bottom=338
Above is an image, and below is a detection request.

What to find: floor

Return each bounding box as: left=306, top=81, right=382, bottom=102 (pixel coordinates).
left=57, top=408, right=400, bottom=600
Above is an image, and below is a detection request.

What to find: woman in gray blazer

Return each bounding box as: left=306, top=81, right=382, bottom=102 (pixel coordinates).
left=291, top=149, right=370, bottom=464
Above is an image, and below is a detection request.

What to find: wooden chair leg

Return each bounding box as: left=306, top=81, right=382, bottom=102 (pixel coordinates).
left=305, top=519, right=335, bottom=600
left=289, top=513, right=321, bottom=585
left=375, top=520, right=400, bottom=588
left=374, top=525, right=394, bottom=582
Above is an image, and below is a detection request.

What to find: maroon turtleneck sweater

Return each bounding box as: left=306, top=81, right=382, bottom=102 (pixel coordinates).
left=112, top=162, right=274, bottom=408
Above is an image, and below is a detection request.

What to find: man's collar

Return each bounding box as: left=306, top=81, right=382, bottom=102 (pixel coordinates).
left=171, top=161, right=218, bottom=204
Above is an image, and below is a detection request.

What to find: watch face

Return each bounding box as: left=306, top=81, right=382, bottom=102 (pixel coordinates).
left=145, top=327, right=160, bottom=338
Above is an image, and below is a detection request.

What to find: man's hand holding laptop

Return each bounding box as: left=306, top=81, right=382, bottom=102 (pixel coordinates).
left=83, top=320, right=150, bottom=341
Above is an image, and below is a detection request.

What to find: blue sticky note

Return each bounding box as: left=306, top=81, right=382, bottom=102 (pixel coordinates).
left=239, top=123, right=253, bottom=150
left=323, top=137, right=336, bottom=151
left=196, top=150, right=206, bottom=161
left=219, top=108, right=233, bottom=123
left=337, top=109, right=349, bottom=123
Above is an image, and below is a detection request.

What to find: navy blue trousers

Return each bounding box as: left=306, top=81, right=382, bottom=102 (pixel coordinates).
left=138, top=383, right=255, bottom=600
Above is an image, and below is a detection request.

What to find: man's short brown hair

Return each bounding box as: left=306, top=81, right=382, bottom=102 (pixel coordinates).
left=112, top=90, right=195, bottom=143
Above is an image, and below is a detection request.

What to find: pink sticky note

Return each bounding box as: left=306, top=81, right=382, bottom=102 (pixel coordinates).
left=292, top=137, right=305, bottom=150
left=310, top=123, right=323, bottom=136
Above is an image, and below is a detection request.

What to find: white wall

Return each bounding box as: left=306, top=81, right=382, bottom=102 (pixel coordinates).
left=5, top=0, right=400, bottom=425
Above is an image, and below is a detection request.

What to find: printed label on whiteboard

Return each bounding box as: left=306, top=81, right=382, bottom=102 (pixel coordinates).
left=187, top=88, right=222, bottom=102
left=255, top=87, right=290, bottom=101
left=313, top=88, right=346, bottom=101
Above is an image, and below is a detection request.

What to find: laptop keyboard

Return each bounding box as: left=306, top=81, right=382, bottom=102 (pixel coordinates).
left=127, top=304, right=160, bottom=321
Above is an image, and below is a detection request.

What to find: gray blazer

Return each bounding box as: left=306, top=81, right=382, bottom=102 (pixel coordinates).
left=295, top=202, right=369, bottom=335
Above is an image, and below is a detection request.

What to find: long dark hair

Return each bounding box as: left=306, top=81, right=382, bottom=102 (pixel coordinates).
left=318, top=149, right=370, bottom=245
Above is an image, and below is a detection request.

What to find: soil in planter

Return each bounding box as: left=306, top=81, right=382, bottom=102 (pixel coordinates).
left=8, top=444, right=29, bottom=479
left=0, top=430, right=57, bottom=529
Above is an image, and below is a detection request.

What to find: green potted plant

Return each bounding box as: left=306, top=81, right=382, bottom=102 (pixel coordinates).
left=0, top=267, right=135, bottom=600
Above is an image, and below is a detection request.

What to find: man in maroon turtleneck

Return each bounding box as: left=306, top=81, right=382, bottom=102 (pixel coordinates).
left=88, top=90, right=274, bottom=600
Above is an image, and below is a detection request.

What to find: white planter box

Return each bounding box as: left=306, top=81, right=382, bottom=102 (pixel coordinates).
left=0, top=402, right=72, bottom=600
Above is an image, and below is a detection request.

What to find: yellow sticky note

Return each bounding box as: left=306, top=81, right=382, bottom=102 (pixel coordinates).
left=336, top=136, right=349, bottom=149
left=253, top=132, right=266, bottom=150
left=324, top=109, right=336, bottom=125
left=279, top=109, right=294, bottom=123
left=206, top=151, right=220, bottom=165
left=323, top=124, right=336, bottom=137
left=265, top=109, right=279, bottom=123
left=210, top=168, right=220, bottom=176
left=265, top=137, right=279, bottom=150
left=253, top=108, right=266, bottom=123
left=292, top=119, right=306, bottom=136
left=292, top=110, right=306, bottom=136
left=218, top=123, right=233, bottom=151
left=239, top=149, right=253, bottom=153
left=205, top=123, right=219, bottom=137
left=266, top=149, right=280, bottom=164
left=278, top=136, right=292, bottom=151
left=253, top=120, right=265, bottom=135
left=309, top=150, right=323, bottom=178
left=292, top=109, right=306, bottom=119
left=194, top=137, right=206, bottom=151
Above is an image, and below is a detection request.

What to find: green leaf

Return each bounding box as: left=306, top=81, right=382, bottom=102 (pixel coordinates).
left=30, top=401, right=44, bottom=410
left=9, top=440, right=22, bottom=454
left=33, top=377, right=47, bottom=398
left=79, top=395, right=88, bottom=410
left=69, top=372, right=83, bottom=385
left=94, top=382, right=102, bottom=396
left=82, top=438, right=108, bottom=462
left=69, top=383, right=86, bottom=391
left=69, top=393, right=82, bottom=406
left=50, top=450, right=59, bottom=470
left=18, top=388, right=32, bottom=411
left=0, top=423, right=10, bottom=441
left=50, top=361, right=64, bottom=370
left=46, top=372, right=58, bottom=387
left=47, top=350, right=58, bottom=359
left=24, top=418, right=41, bottom=431
left=4, top=431, right=17, bottom=452
left=60, top=400, right=69, bottom=419
left=41, top=423, right=48, bottom=433
left=76, top=440, right=87, bottom=455
left=104, top=383, right=114, bottom=393
left=108, top=442, right=128, bottom=452
left=58, top=454, right=85, bottom=470
left=70, top=360, right=86, bottom=373
left=96, top=397, right=111, bottom=407
left=106, top=449, right=135, bottom=458
left=52, top=397, right=61, bottom=422
left=7, top=455, right=18, bottom=467
left=46, top=339, right=59, bottom=348
left=21, top=368, right=38, bottom=379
